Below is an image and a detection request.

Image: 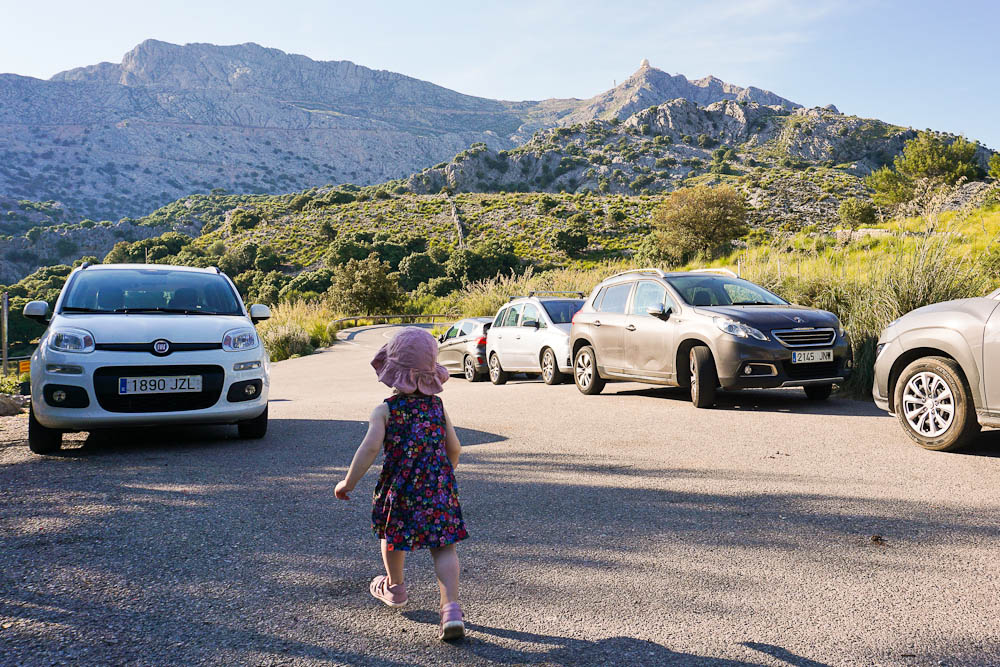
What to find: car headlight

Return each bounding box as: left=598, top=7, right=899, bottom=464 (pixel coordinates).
left=875, top=342, right=888, bottom=358
left=48, top=328, right=95, bottom=353
left=714, top=317, right=768, bottom=341
left=222, top=328, right=259, bottom=351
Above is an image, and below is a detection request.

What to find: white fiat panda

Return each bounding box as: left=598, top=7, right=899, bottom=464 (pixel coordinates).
left=24, top=263, right=272, bottom=455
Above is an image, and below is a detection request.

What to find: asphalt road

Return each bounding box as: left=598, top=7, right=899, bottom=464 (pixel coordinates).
left=2, top=323, right=999, bottom=666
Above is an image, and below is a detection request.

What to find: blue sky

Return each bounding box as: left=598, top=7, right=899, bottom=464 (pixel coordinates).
left=2, top=0, right=997, bottom=148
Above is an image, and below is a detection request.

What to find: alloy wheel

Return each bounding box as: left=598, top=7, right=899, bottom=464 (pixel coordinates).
left=902, top=371, right=955, bottom=437
left=576, top=352, right=593, bottom=389
left=542, top=351, right=555, bottom=383
left=464, top=357, right=476, bottom=381
left=489, top=356, right=500, bottom=382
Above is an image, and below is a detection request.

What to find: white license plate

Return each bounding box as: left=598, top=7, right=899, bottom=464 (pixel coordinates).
left=791, top=349, right=833, bottom=364
left=118, top=375, right=203, bottom=395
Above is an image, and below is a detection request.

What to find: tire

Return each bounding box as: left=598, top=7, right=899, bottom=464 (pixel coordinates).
left=28, top=405, right=62, bottom=455
left=574, top=346, right=605, bottom=395
left=804, top=384, right=833, bottom=401
left=689, top=346, right=717, bottom=408
left=893, top=357, right=979, bottom=452
left=488, top=353, right=508, bottom=385
left=541, top=348, right=566, bottom=385
left=238, top=404, right=269, bottom=439
left=463, top=356, right=483, bottom=382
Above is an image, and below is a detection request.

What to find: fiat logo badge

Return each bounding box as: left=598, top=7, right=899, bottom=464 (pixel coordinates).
left=153, top=339, right=170, bottom=355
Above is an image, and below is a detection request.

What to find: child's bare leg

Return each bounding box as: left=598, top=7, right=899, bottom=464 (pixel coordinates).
left=381, top=539, right=406, bottom=585
left=429, top=544, right=460, bottom=606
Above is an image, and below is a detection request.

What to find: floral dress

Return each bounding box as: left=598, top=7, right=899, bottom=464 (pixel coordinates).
left=372, top=394, right=468, bottom=551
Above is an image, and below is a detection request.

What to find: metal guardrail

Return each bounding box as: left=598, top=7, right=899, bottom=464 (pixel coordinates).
left=328, top=314, right=454, bottom=329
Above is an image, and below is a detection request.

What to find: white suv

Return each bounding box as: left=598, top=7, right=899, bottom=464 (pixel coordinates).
left=23, top=263, right=272, bottom=455
left=486, top=292, right=585, bottom=385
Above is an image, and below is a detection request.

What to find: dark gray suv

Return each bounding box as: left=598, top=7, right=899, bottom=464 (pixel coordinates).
left=570, top=269, right=852, bottom=407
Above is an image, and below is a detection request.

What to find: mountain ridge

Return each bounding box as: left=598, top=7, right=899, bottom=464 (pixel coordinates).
left=1, top=40, right=803, bottom=221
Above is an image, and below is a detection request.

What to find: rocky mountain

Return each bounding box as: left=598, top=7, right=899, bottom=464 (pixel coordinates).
left=0, top=41, right=799, bottom=221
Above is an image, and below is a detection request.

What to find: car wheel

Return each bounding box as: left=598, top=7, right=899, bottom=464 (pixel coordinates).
left=463, top=356, right=483, bottom=382
left=488, top=354, right=508, bottom=385
left=238, top=404, right=269, bottom=439
left=894, top=357, right=979, bottom=452
left=804, top=384, right=833, bottom=400
left=574, top=346, right=605, bottom=395
left=541, top=348, right=565, bottom=385
left=28, top=405, right=62, bottom=455
left=689, top=346, right=717, bottom=408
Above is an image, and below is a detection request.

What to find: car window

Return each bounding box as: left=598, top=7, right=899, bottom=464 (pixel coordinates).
left=521, top=304, right=542, bottom=328
left=493, top=308, right=508, bottom=328
left=591, top=287, right=606, bottom=311
left=631, top=281, right=672, bottom=316
left=503, top=304, right=523, bottom=327
left=542, top=300, right=584, bottom=324
left=597, top=282, right=632, bottom=314
left=459, top=321, right=477, bottom=336
left=666, top=275, right=787, bottom=306
left=444, top=325, right=459, bottom=340
left=60, top=268, right=242, bottom=315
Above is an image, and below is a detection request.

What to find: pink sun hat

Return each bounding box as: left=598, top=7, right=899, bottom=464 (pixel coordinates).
left=371, top=327, right=450, bottom=395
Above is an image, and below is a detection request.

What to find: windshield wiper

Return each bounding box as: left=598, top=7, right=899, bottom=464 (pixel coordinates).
left=112, top=307, right=232, bottom=315
left=61, top=306, right=117, bottom=314
left=730, top=301, right=776, bottom=306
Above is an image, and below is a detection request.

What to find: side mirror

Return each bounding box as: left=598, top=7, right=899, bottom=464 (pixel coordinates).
left=530, top=320, right=540, bottom=329
left=23, top=300, right=50, bottom=324
left=249, top=304, right=271, bottom=324
left=646, top=303, right=671, bottom=320
left=438, top=334, right=446, bottom=343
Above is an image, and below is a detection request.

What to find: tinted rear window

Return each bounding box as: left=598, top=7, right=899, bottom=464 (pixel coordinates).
left=542, top=300, right=585, bottom=324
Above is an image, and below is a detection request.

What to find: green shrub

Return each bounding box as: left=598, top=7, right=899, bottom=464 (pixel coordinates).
left=260, top=323, right=314, bottom=361
left=838, top=197, right=877, bottom=228
left=326, top=253, right=404, bottom=315
left=990, top=153, right=1000, bottom=180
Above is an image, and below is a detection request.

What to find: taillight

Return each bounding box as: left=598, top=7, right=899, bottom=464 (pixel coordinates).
left=476, top=336, right=487, bottom=346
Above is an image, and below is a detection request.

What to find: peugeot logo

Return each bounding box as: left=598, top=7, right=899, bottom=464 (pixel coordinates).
left=792, top=316, right=804, bottom=324
left=153, top=339, right=171, bottom=355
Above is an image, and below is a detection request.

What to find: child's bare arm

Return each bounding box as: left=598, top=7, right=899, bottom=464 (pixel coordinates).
left=443, top=407, right=462, bottom=469
left=334, top=403, right=388, bottom=500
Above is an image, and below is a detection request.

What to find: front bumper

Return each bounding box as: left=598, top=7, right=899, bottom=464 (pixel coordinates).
left=714, top=335, right=852, bottom=390
left=31, top=348, right=269, bottom=431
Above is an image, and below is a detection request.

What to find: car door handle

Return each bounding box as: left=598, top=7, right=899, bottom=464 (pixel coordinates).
left=625, top=324, right=636, bottom=332
left=593, top=320, right=602, bottom=327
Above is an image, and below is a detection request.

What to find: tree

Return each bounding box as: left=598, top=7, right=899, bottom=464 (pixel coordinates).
left=228, top=209, right=261, bottom=231
left=990, top=153, right=1000, bottom=180
left=326, top=254, right=403, bottom=315
left=644, top=185, right=747, bottom=263
left=551, top=213, right=589, bottom=256
left=218, top=242, right=259, bottom=276
left=397, top=252, right=446, bottom=291
left=837, top=197, right=877, bottom=229
left=318, top=220, right=337, bottom=241
left=866, top=132, right=983, bottom=207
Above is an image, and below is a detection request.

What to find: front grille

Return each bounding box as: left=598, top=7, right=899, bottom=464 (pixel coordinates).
left=782, top=360, right=841, bottom=381
left=93, top=365, right=224, bottom=413
left=772, top=328, right=836, bottom=348
left=95, top=342, right=222, bottom=354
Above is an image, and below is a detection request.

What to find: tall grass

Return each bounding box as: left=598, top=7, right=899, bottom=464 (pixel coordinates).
left=258, top=300, right=340, bottom=361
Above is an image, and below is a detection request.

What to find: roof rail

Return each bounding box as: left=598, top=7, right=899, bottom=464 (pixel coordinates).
left=79, top=261, right=92, bottom=270
left=605, top=268, right=666, bottom=281
left=690, top=268, right=739, bottom=278
left=506, top=295, right=528, bottom=302
left=527, top=291, right=587, bottom=298
left=209, top=266, right=222, bottom=274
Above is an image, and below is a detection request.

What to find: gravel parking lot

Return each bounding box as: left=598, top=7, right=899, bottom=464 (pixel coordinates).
left=2, top=324, right=999, bottom=666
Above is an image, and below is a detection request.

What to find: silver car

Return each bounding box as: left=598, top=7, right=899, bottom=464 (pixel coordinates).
left=437, top=317, right=493, bottom=381
left=873, top=289, right=1000, bottom=451
left=486, top=293, right=585, bottom=385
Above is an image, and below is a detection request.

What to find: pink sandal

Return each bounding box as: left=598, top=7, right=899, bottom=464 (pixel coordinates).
left=369, top=576, right=407, bottom=607
left=439, top=602, right=465, bottom=640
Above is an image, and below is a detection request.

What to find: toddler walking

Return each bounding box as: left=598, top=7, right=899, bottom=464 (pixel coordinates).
left=335, top=327, right=468, bottom=640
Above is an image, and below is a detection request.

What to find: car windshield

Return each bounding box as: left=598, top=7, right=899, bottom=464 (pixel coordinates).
left=541, top=300, right=585, bottom=324
left=666, top=275, right=787, bottom=307
left=60, top=268, right=243, bottom=315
